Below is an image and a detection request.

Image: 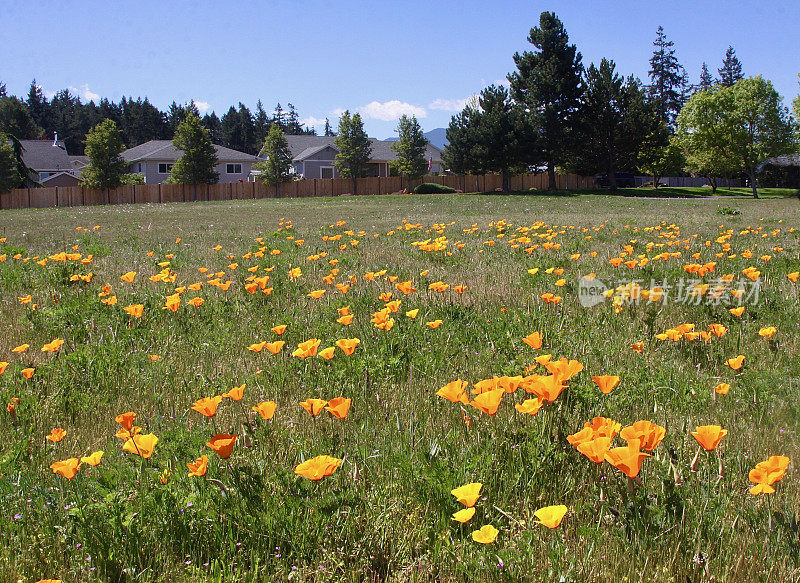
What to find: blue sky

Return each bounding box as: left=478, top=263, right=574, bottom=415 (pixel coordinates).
left=2, top=0, right=798, bottom=138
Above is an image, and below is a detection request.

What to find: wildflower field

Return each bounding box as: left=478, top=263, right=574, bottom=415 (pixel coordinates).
left=1, top=193, right=799, bottom=582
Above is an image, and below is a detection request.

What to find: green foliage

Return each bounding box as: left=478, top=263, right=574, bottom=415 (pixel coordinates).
left=334, top=110, right=372, bottom=194
left=793, top=74, right=800, bottom=143
left=119, top=172, right=146, bottom=185
left=168, top=113, right=219, bottom=185
left=82, top=119, right=129, bottom=190
left=0, top=95, right=45, bottom=139
left=647, top=26, right=688, bottom=127
left=413, top=182, right=457, bottom=194
left=0, top=133, right=23, bottom=193
left=509, top=11, right=584, bottom=188
left=675, top=76, right=797, bottom=197
left=718, top=46, right=744, bottom=87
left=391, top=115, right=429, bottom=180
left=637, top=127, right=684, bottom=187
left=253, top=124, right=293, bottom=189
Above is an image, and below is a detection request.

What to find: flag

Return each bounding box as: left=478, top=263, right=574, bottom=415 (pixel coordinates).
left=427, top=157, right=432, bottom=172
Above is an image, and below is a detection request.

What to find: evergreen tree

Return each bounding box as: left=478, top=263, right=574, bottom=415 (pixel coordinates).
left=0, top=133, right=24, bottom=192
left=49, top=89, right=88, bottom=153
left=272, top=103, right=286, bottom=131
left=698, top=63, right=714, bottom=91
left=286, top=103, right=302, bottom=134
left=168, top=113, right=219, bottom=196
left=26, top=80, right=50, bottom=129
left=570, top=60, right=653, bottom=190
left=718, top=46, right=744, bottom=87
left=254, top=100, right=271, bottom=146
left=648, top=26, right=687, bottom=127
left=0, top=96, right=45, bottom=139
left=237, top=103, right=256, bottom=152
left=0, top=82, right=6, bottom=98
left=334, top=110, right=372, bottom=195
left=443, top=106, right=480, bottom=175
left=508, top=11, right=584, bottom=189
left=324, top=118, right=335, bottom=136
left=202, top=112, right=222, bottom=144
left=82, top=119, right=129, bottom=203
left=254, top=124, right=293, bottom=194
left=391, top=115, right=429, bottom=181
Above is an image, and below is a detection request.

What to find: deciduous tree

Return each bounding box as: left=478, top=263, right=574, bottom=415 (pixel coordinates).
left=83, top=119, right=129, bottom=202
left=334, top=110, right=372, bottom=195
left=254, top=124, right=293, bottom=195
left=391, top=115, right=428, bottom=181
left=168, top=113, right=219, bottom=196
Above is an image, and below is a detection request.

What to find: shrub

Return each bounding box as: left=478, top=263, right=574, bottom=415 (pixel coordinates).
left=413, top=182, right=457, bottom=194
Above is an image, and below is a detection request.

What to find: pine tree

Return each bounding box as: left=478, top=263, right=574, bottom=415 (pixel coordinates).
left=168, top=113, right=219, bottom=196
left=648, top=26, right=687, bottom=127
left=443, top=106, right=480, bottom=175
left=334, top=110, right=372, bottom=195
left=324, top=118, right=334, bottom=136
left=0, top=133, right=24, bottom=193
left=0, top=82, right=6, bottom=98
left=202, top=112, right=222, bottom=144
left=82, top=119, right=129, bottom=203
left=286, top=103, right=302, bottom=135
left=26, top=80, right=49, bottom=129
left=718, top=46, right=743, bottom=87
left=254, top=100, right=270, bottom=146
left=0, top=96, right=45, bottom=139
left=391, top=115, right=428, bottom=181
left=254, top=124, right=293, bottom=194
left=698, top=63, right=714, bottom=91
left=273, top=103, right=286, bottom=131
left=508, top=11, right=583, bottom=189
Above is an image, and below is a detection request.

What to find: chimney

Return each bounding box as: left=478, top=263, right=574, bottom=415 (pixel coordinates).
left=53, top=132, right=58, bottom=146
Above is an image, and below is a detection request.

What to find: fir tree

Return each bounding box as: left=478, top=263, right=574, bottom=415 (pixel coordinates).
left=254, top=100, right=270, bottom=146
left=82, top=119, right=129, bottom=203
left=0, top=96, right=45, bottom=139
left=334, top=110, right=372, bottom=195
left=26, top=80, right=49, bottom=129
left=273, top=103, right=286, bottom=131
left=324, top=118, right=335, bottom=136
left=718, top=46, right=743, bottom=87
left=0, top=133, right=24, bottom=192
left=509, top=11, right=583, bottom=189
left=202, top=112, right=222, bottom=144
left=168, top=113, right=219, bottom=196
left=648, top=26, right=687, bottom=127
left=391, top=115, right=428, bottom=181
left=698, top=63, right=714, bottom=91
left=254, top=124, right=293, bottom=195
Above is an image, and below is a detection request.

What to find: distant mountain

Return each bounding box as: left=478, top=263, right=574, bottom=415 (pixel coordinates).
left=383, top=128, right=448, bottom=151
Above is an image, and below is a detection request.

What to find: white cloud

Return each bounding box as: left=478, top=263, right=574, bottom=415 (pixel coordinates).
left=331, top=107, right=346, bottom=118
left=69, top=84, right=100, bottom=103
left=300, top=116, right=328, bottom=128
left=359, top=100, right=426, bottom=121
left=194, top=101, right=212, bottom=114
left=428, top=98, right=469, bottom=112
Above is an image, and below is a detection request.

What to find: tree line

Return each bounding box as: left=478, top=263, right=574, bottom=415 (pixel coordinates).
left=443, top=12, right=799, bottom=197
left=0, top=81, right=326, bottom=155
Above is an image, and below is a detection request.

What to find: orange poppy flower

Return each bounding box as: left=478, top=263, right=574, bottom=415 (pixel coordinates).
left=619, top=421, right=665, bottom=451
left=206, top=434, right=237, bottom=459
left=405, top=309, right=419, bottom=319
left=294, top=455, right=342, bottom=480
left=187, top=455, right=209, bottom=477
left=187, top=297, right=204, bottom=307
left=247, top=341, right=267, bottom=353
left=252, top=401, right=277, bottom=420
left=515, top=397, right=544, bottom=416
left=123, top=433, right=159, bottom=459
left=533, top=505, right=568, bottom=529
left=325, top=397, right=352, bottom=419
left=46, top=428, right=67, bottom=442
left=147, top=354, right=161, bottom=362
left=337, top=306, right=351, bottom=316
left=691, top=425, right=727, bottom=451
left=50, top=458, right=81, bottom=479
left=80, top=451, right=104, bottom=466
left=300, top=398, right=328, bottom=417
left=308, top=289, right=326, bottom=299
left=470, top=388, right=504, bottom=416
left=292, top=338, right=321, bottom=359
left=437, top=380, right=469, bottom=404
left=451, top=482, right=482, bottom=507
left=523, top=374, right=567, bottom=402
left=395, top=281, right=417, bottom=295
left=337, top=314, right=354, bottom=325
left=335, top=283, right=350, bottom=294
left=265, top=341, right=285, bottom=355
left=124, top=304, right=144, bottom=318
left=163, top=294, right=181, bottom=312
left=758, top=327, right=777, bottom=339
left=192, top=395, right=223, bottom=418
left=630, top=342, right=644, bottom=353
left=544, top=358, right=583, bottom=382
left=271, top=324, right=287, bottom=335
left=592, top=375, right=620, bottom=394
left=522, top=332, right=542, bottom=349
left=115, top=411, right=136, bottom=430
left=12, top=344, right=29, bottom=353
left=729, top=306, right=744, bottom=317
left=120, top=271, right=136, bottom=283
left=708, top=323, right=727, bottom=338
left=724, top=355, right=745, bottom=371
left=714, top=383, right=731, bottom=395
left=471, top=524, right=499, bottom=544
left=335, top=338, right=360, bottom=355
left=748, top=456, right=790, bottom=495
left=453, top=285, right=466, bottom=295
left=318, top=347, right=336, bottom=360
left=787, top=272, right=799, bottom=283
left=223, top=384, right=245, bottom=401
left=452, top=507, right=476, bottom=523
left=577, top=436, right=612, bottom=464
left=605, top=439, right=650, bottom=478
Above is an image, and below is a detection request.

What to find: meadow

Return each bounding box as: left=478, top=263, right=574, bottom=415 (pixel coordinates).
left=1, top=192, right=799, bottom=582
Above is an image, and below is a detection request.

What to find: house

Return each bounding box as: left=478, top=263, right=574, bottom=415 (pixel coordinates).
left=18, top=139, right=83, bottom=187
left=279, top=135, right=444, bottom=180
left=121, top=140, right=256, bottom=184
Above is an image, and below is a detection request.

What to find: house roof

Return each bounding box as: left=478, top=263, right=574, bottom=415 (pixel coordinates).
left=758, top=153, right=800, bottom=170
left=19, top=140, right=74, bottom=171
left=40, top=171, right=83, bottom=185
left=283, top=135, right=443, bottom=163
left=122, top=140, right=256, bottom=163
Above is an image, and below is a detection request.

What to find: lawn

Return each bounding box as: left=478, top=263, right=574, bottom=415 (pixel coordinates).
left=1, top=193, right=799, bottom=582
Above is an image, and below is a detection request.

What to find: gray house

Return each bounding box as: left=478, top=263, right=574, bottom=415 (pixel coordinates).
left=122, top=140, right=256, bottom=184
left=280, top=135, right=443, bottom=179
left=19, top=139, right=83, bottom=187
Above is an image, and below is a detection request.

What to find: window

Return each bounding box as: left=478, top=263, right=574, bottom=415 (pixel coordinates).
left=158, top=163, right=173, bottom=174
left=320, top=166, right=334, bottom=179
left=227, top=163, right=242, bottom=174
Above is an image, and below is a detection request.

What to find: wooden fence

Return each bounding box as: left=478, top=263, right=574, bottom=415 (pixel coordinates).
left=0, top=173, right=597, bottom=210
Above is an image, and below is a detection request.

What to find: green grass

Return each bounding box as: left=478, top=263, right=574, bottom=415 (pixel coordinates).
left=0, top=193, right=799, bottom=582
